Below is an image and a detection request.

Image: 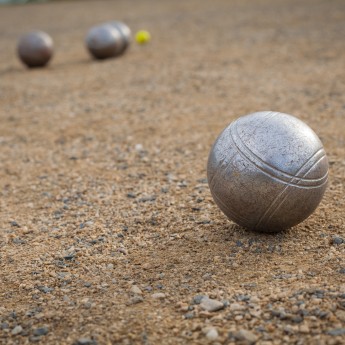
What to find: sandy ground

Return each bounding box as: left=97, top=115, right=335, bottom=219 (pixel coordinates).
left=0, top=0, right=344, bottom=344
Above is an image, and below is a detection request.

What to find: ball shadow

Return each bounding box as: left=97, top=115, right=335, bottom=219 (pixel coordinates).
left=0, top=66, right=24, bottom=76
left=219, top=221, right=292, bottom=245
left=52, top=57, right=92, bottom=69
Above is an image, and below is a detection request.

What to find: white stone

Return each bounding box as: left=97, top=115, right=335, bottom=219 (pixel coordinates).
left=206, top=327, right=218, bottom=341
left=130, top=285, right=142, bottom=295
left=11, top=325, right=23, bottom=335
left=200, top=298, right=224, bottom=312
left=230, top=303, right=245, bottom=311
left=152, top=293, right=166, bottom=299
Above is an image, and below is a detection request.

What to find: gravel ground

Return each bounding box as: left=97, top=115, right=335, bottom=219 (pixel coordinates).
left=0, top=0, right=344, bottom=344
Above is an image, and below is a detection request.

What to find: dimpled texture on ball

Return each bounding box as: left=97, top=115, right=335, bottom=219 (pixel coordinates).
left=86, top=24, right=124, bottom=59
left=108, top=21, right=131, bottom=55
left=207, top=111, right=329, bottom=232
left=17, top=31, right=53, bottom=68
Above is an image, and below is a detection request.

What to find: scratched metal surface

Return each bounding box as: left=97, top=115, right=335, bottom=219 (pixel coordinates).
left=207, top=111, right=329, bottom=232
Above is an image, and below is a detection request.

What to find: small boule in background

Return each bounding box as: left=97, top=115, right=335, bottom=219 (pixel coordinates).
left=17, top=31, right=53, bottom=68
left=107, top=21, right=131, bottom=55
left=86, top=23, right=128, bottom=60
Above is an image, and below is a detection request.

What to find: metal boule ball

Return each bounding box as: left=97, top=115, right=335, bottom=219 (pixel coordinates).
left=107, top=21, right=131, bottom=55
left=17, top=31, right=53, bottom=68
left=85, top=24, right=124, bottom=60
left=207, top=111, right=329, bottom=233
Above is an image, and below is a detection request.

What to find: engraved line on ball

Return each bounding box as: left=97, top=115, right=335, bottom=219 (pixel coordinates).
left=209, top=112, right=277, bottom=190
left=257, top=154, right=328, bottom=230
left=228, top=123, right=328, bottom=191
left=209, top=150, right=251, bottom=225
left=232, top=121, right=328, bottom=185
left=230, top=122, right=328, bottom=188
left=254, top=150, right=328, bottom=231
left=228, top=123, right=327, bottom=229
left=209, top=112, right=278, bottom=191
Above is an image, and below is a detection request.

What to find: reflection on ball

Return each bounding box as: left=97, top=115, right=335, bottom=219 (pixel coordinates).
left=135, top=30, right=151, bottom=44
left=207, top=111, right=329, bottom=232
left=108, top=21, right=131, bottom=55
left=17, top=31, right=53, bottom=68
left=86, top=24, right=123, bottom=60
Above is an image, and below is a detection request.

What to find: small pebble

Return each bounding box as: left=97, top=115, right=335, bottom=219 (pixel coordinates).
left=206, top=327, right=219, bottom=341
left=202, top=273, right=212, bottom=281
left=335, top=310, right=345, bottom=322
left=130, top=285, right=142, bottom=295
left=200, top=298, right=224, bottom=312
left=128, top=296, right=143, bottom=305
left=326, top=328, right=345, bottom=336
left=192, top=295, right=207, bottom=305
left=236, top=240, right=244, bottom=247
left=250, top=296, right=260, bottom=303
left=184, top=312, right=194, bottom=319
left=152, top=293, right=166, bottom=299
left=11, top=325, right=23, bottom=335
left=37, top=286, right=54, bottom=293
left=332, top=237, right=344, bottom=245
left=33, top=327, right=49, bottom=336
left=237, top=294, right=250, bottom=302
left=1, top=322, right=9, bottom=329
left=230, top=303, right=244, bottom=311
left=75, top=338, right=97, bottom=345
left=234, top=329, right=258, bottom=344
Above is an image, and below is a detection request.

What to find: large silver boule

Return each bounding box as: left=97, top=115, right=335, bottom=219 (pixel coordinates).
left=108, top=21, right=131, bottom=55
left=85, top=24, right=124, bottom=60
left=207, top=111, right=329, bottom=232
left=17, top=31, right=53, bottom=68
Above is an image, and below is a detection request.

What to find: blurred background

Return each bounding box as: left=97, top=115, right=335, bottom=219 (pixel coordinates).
left=0, top=0, right=41, bottom=3
left=0, top=0, right=56, bottom=4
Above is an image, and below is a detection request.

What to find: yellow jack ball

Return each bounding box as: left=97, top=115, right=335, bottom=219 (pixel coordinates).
left=135, top=30, right=151, bottom=44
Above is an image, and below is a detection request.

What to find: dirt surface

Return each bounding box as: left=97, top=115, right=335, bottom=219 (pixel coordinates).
left=0, top=0, right=344, bottom=344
